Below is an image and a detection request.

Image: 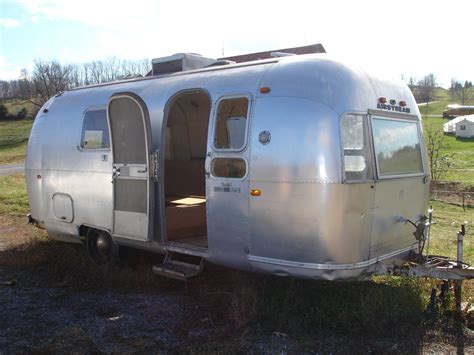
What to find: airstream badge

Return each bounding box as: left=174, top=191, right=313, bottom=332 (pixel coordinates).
left=377, top=102, right=411, bottom=113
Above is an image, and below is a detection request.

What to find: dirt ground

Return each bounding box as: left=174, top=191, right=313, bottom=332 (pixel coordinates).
left=0, top=215, right=473, bottom=353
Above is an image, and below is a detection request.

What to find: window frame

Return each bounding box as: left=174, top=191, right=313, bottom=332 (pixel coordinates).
left=210, top=156, right=248, bottom=180
left=370, top=115, right=425, bottom=180
left=211, top=94, right=252, bottom=153
left=78, top=107, right=110, bottom=151
left=339, top=112, right=375, bottom=183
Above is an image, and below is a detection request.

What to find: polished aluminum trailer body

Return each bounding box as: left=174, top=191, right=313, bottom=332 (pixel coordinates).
left=26, top=54, right=430, bottom=280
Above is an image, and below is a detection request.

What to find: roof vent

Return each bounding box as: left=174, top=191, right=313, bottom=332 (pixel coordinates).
left=151, top=53, right=217, bottom=75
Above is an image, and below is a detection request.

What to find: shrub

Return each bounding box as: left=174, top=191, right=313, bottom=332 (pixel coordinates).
left=16, top=107, right=28, bottom=120
left=0, top=104, right=8, bottom=120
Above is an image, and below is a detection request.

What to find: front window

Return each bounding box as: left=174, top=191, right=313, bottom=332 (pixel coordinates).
left=372, top=118, right=423, bottom=177
left=80, top=109, right=110, bottom=149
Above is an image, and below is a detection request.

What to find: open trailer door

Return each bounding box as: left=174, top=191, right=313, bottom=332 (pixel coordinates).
left=107, top=93, right=155, bottom=241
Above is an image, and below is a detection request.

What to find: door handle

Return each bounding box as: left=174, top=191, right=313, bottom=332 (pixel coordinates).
left=137, top=168, right=147, bottom=173
left=205, top=153, right=211, bottom=178
left=112, top=167, right=121, bottom=179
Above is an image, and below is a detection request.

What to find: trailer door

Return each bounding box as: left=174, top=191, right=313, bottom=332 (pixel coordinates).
left=107, top=94, right=154, bottom=241
left=369, top=114, right=429, bottom=258
left=205, top=95, right=252, bottom=265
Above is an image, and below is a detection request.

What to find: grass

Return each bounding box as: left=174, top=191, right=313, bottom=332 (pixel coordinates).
left=423, top=115, right=474, bottom=185
left=418, top=87, right=474, bottom=116
left=0, top=174, right=472, bottom=351
left=428, top=200, right=473, bottom=264
left=0, top=119, right=33, bottom=164
left=0, top=174, right=29, bottom=216
left=420, top=87, right=474, bottom=185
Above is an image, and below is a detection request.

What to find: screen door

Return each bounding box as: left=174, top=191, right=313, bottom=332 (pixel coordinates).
left=108, top=94, right=153, bottom=240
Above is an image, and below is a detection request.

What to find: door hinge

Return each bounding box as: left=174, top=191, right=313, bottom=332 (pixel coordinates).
left=152, top=150, right=159, bottom=182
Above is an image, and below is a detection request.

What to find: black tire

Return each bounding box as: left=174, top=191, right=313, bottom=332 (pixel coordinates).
left=86, top=229, right=119, bottom=265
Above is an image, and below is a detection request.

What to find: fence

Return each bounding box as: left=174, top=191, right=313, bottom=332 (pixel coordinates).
left=430, top=180, right=474, bottom=210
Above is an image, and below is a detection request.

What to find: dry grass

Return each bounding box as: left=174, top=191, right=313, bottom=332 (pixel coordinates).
left=0, top=175, right=472, bottom=351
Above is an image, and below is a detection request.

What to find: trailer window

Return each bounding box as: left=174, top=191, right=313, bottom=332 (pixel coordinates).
left=341, top=114, right=373, bottom=181
left=372, top=118, right=423, bottom=177
left=211, top=158, right=246, bottom=179
left=214, top=97, right=249, bottom=150
left=81, top=109, right=109, bottom=149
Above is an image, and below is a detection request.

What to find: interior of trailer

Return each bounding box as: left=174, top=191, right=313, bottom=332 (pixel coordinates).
left=164, top=91, right=210, bottom=248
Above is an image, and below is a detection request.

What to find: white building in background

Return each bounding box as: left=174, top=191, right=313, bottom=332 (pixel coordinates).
left=443, top=114, right=474, bottom=137
left=455, top=116, right=474, bottom=138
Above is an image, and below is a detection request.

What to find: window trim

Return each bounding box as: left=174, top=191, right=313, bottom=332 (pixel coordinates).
left=211, top=94, right=252, bottom=153
left=370, top=115, right=425, bottom=180
left=78, top=107, right=110, bottom=151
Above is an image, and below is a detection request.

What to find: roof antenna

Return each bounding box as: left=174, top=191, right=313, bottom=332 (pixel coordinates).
left=221, top=40, right=225, bottom=57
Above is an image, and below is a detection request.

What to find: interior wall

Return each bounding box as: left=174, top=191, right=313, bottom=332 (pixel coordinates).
left=166, top=92, right=210, bottom=161
left=165, top=91, right=210, bottom=197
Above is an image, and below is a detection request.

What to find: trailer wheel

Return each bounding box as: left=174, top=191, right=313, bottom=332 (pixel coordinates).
left=86, top=229, right=119, bottom=265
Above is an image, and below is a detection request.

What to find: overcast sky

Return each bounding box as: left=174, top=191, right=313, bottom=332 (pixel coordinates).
left=0, top=0, right=472, bottom=87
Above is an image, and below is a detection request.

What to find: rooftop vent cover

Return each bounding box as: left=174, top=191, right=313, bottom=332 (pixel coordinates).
left=151, top=53, right=216, bottom=75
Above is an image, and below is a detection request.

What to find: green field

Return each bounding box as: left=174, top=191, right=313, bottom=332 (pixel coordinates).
left=418, top=87, right=474, bottom=116
left=0, top=119, right=33, bottom=164
left=420, top=89, right=474, bottom=185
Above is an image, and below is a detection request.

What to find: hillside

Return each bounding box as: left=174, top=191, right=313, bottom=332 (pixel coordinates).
left=418, top=87, right=474, bottom=116
left=0, top=119, right=33, bottom=164
left=419, top=88, right=474, bottom=185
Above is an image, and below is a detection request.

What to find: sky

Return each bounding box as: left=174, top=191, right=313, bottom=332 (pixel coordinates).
left=0, top=0, right=473, bottom=87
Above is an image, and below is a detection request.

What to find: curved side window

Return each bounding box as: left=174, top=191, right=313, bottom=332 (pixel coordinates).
left=341, top=114, right=373, bottom=182
left=80, top=109, right=110, bottom=149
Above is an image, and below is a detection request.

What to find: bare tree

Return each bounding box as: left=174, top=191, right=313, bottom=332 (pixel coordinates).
left=18, top=69, right=33, bottom=100
left=425, top=125, right=454, bottom=180
left=450, top=79, right=473, bottom=105
left=31, top=60, right=72, bottom=106
left=417, top=73, right=437, bottom=104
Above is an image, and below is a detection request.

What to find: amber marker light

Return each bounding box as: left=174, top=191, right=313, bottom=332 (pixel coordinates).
left=378, top=97, right=387, bottom=103
left=259, top=87, right=271, bottom=94
left=250, top=189, right=262, bottom=197
left=399, top=100, right=407, bottom=107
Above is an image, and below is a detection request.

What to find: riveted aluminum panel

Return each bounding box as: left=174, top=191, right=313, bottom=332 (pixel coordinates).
left=370, top=177, right=430, bottom=257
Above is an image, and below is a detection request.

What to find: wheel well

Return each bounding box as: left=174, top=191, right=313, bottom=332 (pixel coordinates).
left=79, top=225, right=90, bottom=238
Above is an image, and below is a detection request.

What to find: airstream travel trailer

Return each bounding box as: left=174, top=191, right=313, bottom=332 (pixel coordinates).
left=26, top=52, right=432, bottom=281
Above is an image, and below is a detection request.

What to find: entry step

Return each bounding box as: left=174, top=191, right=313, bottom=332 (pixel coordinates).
left=152, top=252, right=204, bottom=281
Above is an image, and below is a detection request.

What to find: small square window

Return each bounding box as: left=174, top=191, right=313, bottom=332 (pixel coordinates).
left=81, top=109, right=110, bottom=149
left=211, top=158, right=246, bottom=178
left=460, top=125, right=466, bottom=131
